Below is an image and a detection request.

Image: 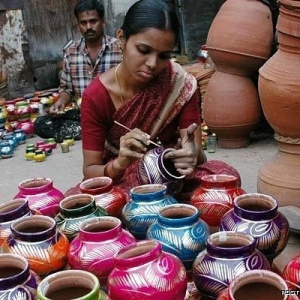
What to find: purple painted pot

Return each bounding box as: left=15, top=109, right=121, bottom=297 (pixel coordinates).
left=107, top=239, right=187, bottom=300
left=192, top=231, right=271, bottom=299
left=137, top=147, right=185, bottom=195
left=68, top=216, right=136, bottom=289
left=0, top=198, right=38, bottom=248
left=0, top=253, right=40, bottom=300
left=219, top=193, right=290, bottom=262
left=13, top=177, right=64, bottom=217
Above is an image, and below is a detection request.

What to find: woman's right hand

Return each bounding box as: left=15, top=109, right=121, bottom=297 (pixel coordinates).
left=115, top=128, right=150, bottom=170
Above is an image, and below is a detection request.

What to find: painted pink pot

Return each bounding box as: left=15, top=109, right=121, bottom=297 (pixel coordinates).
left=219, top=193, right=290, bottom=262
left=14, top=177, right=64, bottom=217
left=0, top=198, right=38, bottom=248
left=217, top=269, right=299, bottom=300
left=107, top=239, right=187, bottom=300
left=79, top=176, right=127, bottom=219
left=190, top=174, right=246, bottom=228
left=68, top=216, right=136, bottom=289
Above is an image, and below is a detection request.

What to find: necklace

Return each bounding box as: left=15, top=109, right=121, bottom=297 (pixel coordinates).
left=114, top=63, right=124, bottom=103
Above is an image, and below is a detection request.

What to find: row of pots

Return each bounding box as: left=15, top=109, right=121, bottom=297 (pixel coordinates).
left=0, top=174, right=296, bottom=299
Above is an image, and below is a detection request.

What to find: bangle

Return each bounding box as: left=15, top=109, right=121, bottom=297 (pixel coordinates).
left=103, top=161, right=113, bottom=177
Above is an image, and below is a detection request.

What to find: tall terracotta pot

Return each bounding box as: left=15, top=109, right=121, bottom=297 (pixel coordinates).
left=203, top=71, right=261, bottom=148
left=257, top=0, right=300, bottom=207
left=206, top=0, right=273, bottom=76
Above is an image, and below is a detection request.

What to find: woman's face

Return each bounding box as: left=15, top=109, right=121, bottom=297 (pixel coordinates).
left=119, top=28, right=176, bottom=84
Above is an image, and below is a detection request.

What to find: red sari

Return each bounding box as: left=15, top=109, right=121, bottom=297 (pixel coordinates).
left=66, top=61, right=241, bottom=199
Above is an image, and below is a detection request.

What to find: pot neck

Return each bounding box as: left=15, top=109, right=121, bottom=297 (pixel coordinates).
left=130, top=184, right=167, bottom=202
left=115, top=240, right=162, bottom=269
left=18, top=178, right=52, bottom=195
left=79, top=217, right=122, bottom=241
left=206, top=232, right=256, bottom=258
left=0, top=200, right=30, bottom=223
left=201, top=175, right=239, bottom=190
left=60, top=196, right=97, bottom=218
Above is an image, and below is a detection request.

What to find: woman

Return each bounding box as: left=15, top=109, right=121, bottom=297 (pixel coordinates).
left=70, top=0, right=240, bottom=199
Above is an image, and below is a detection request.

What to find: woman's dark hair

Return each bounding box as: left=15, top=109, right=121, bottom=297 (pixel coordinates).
left=121, top=0, right=179, bottom=42
left=74, top=0, right=105, bottom=20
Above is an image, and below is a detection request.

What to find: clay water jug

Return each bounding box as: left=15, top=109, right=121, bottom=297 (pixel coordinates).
left=0, top=253, right=40, bottom=300
left=258, top=0, right=300, bottom=207
left=203, top=71, right=261, bottom=148
left=68, top=216, right=137, bottom=289
left=107, top=239, right=187, bottom=300
left=206, top=0, right=273, bottom=76
left=1, top=215, right=69, bottom=276
left=219, top=193, right=290, bottom=262
left=14, top=177, right=64, bottom=217
left=192, top=231, right=271, bottom=299
left=217, top=269, right=299, bottom=300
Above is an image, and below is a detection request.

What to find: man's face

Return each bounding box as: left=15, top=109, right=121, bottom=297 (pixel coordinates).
left=77, top=10, right=105, bottom=43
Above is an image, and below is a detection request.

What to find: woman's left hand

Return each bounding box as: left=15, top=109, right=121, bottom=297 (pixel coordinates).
left=164, top=123, right=201, bottom=175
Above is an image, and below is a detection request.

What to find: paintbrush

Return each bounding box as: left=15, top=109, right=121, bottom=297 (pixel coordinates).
left=114, top=120, right=161, bottom=148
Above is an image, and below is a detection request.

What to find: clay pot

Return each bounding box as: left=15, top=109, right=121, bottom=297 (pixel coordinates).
left=192, top=231, right=271, bottom=299
left=122, top=184, right=177, bottom=239
left=13, top=177, right=64, bottom=217
left=79, top=176, right=127, bottom=219
left=257, top=2, right=300, bottom=207
left=68, top=216, right=136, bottom=289
left=203, top=71, right=262, bottom=148
left=0, top=253, right=40, bottom=300
left=190, top=174, right=245, bottom=229
left=206, top=0, right=273, bottom=76
left=217, top=269, right=299, bottom=300
left=0, top=198, right=38, bottom=248
left=107, top=239, right=187, bottom=300
left=55, top=193, right=107, bottom=241
left=282, top=252, right=300, bottom=292
left=146, top=203, right=209, bottom=271
left=137, top=147, right=185, bottom=195
left=219, top=193, right=290, bottom=262
left=1, top=215, right=69, bottom=276
left=37, top=269, right=108, bottom=300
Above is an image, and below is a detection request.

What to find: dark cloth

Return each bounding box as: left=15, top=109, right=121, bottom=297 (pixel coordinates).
left=34, top=109, right=81, bottom=143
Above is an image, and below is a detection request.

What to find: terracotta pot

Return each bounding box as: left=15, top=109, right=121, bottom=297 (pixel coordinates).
left=68, top=216, right=136, bottom=289
left=217, top=269, right=299, bottom=300
left=37, top=269, right=108, bottom=300
left=0, top=253, right=40, bottom=300
left=13, top=177, right=64, bottom=217
left=206, top=0, right=273, bottom=76
left=257, top=3, right=300, bottom=207
left=203, top=71, right=262, bottom=148
left=192, top=231, right=271, bottom=299
left=55, top=193, right=107, bottom=241
left=146, top=203, right=209, bottom=271
left=122, top=184, right=177, bottom=239
left=79, top=176, right=127, bottom=219
left=190, top=174, right=245, bottom=228
left=219, top=193, right=290, bottom=262
left=107, top=239, right=187, bottom=300
left=1, top=215, right=69, bottom=276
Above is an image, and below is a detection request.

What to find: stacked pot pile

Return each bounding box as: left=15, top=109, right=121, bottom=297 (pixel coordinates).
left=0, top=171, right=295, bottom=299
left=203, top=0, right=274, bottom=148
left=257, top=0, right=300, bottom=208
